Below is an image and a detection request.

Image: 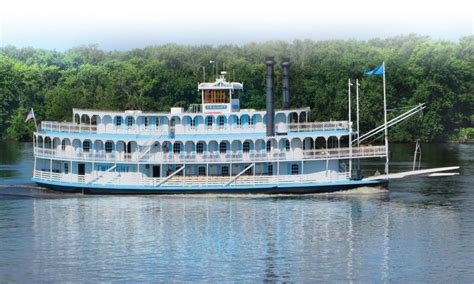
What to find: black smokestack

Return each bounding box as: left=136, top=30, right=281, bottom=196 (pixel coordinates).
left=281, top=58, right=290, bottom=109
left=265, top=57, right=275, bottom=137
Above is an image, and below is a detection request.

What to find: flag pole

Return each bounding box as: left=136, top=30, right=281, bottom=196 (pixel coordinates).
left=32, top=108, right=38, bottom=132
left=348, top=79, right=352, bottom=176
left=382, top=62, right=389, bottom=176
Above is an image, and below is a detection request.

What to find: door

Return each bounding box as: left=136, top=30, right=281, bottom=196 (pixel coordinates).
left=78, top=163, right=85, bottom=175
left=152, top=166, right=160, bottom=178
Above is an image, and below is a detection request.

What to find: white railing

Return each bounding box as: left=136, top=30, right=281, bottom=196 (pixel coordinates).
left=40, top=120, right=350, bottom=135
left=41, top=121, right=168, bottom=135
left=287, top=121, right=349, bottom=132
left=186, top=104, right=202, bottom=113
left=34, top=146, right=386, bottom=163
left=33, top=170, right=349, bottom=188
left=41, top=121, right=98, bottom=133
left=34, top=148, right=141, bottom=162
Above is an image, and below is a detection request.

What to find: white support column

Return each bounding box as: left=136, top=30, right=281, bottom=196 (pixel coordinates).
left=50, top=140, right=53, bottom=175
left=325, top=138, right=329, bottom=177
left=277, top=159, right=280, bottom=184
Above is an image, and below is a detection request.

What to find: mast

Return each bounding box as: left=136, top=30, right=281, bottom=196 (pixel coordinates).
left=356, top=79, right=360, bottom=170
left=348, top=79, right=353, bottom=175
left=382, top=62, right=389, bottom=175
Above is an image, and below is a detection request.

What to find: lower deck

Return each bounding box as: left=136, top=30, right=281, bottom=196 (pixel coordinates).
left=33, top=174, right=387, bottom=195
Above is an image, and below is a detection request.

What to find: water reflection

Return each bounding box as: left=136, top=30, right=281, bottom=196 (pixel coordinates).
left=0, top=192, right=448, bottom=282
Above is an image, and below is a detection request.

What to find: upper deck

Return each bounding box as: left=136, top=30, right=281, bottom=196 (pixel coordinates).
left=39, top=108, right=349, bottom=138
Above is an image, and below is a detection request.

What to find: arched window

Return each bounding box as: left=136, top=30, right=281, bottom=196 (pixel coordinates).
left=243, top=141, right=250, bottom=153
left=144, top=117, right=148, bottom=127
left=196, top=142, right=204, bottom=154
left=83, top=141, right=90, bottom=152
left=266, top=141, right=272, bottom=152
left=173, top=143, right=181, bottom=153
left=61, top=140, right=66, bottom=151
left=219, top=142, right=227, bottom=153
left=127, top=117, right=133, bottom=127
left=207, top=116, right=213, bottom=127
left=218, top=116, right=225, bottom=127
left=116, top=117, right=122, bottom=126
left=285, top=140, right=290, bottom=151
left=155, top=117, right=160, bottom=127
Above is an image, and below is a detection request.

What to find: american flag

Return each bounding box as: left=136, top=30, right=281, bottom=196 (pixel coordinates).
left=25, top=108, right=35, bottom=122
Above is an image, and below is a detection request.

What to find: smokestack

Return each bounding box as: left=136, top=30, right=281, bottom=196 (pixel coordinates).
left=281, top=58, right=290, bottom=109
left=265, top=57, right=275, bottom=137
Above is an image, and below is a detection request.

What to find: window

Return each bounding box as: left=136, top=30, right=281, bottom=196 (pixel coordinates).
left=196, top=142, right=204, bottom=154
left=105, top=142, right=113, bottom=153
left=64, top=163, right=69, bottom=174
left=207, top=116, right=213, bottom=127
left=218, top=116, right=225, bottom=127
left=144, top=117, right=148, bottom=127
left=243, top=141, right=250, bottom=153
left=219, top=142, right=227, bottom=153
left=291, top=164, right=299, bottom=175
left=156, top=117, right=160, bottom=127
left=268, top=164, right=273, bottom=175
left=237, top=117, right=242, bottom=127
left=203, top=90, right=230, bottom=103
left=285, top=140, right=290, bottom=151
left=266, top=141, right=272, bottom=152
left=127, top=117, right=133, bottom=127
left=83, top=141, right=90, bottom=152
left=222, top=166, right=229, bottom=176
left=198, top=166, right=206, bottom=176
left=116, top=117, right=122, bottom=126
left=61, top=140, right=66, bottom=151
left=173, top=143, right=181, bottom=153
left=190, top=118, right=196, bottom=128
left=249, top=117, right=254, bottom=127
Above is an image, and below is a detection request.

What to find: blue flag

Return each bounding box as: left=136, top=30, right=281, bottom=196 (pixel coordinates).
left=364, top=64, right=384, bottom=76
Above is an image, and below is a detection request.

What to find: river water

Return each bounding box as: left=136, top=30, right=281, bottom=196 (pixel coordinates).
left=0, top=142, right=473, bottom=282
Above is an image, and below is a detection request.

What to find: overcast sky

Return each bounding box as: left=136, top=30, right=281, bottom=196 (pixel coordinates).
left=0, top=0, right=472, bottom=51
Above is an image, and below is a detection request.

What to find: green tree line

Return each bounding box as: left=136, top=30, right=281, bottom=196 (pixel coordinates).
left=0, top=34, right=472, bottom=142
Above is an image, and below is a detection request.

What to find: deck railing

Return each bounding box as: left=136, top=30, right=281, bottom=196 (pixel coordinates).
left=287, top=121, right=349, bottom=132
left=40, top=120, right=350, bottom=135
left=34, top=146, right=386, bottom=163
left=40, top=121, right=168, bottom=135
left=41, top=121, right=98, bottom=133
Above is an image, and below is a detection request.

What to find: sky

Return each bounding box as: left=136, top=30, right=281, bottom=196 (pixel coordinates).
left=0, top=0, right=472, bottom=51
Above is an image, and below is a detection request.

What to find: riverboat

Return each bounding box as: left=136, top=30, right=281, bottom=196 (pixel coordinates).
left=32, top=58, right=390, bottom=194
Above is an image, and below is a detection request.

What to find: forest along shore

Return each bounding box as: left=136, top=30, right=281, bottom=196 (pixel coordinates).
left=0, top=35, right=472, bottom=143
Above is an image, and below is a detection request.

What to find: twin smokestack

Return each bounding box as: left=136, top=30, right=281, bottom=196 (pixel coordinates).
left=265, top=57, right=290, bottom=136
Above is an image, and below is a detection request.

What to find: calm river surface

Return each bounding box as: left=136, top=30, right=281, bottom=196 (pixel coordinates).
left=0, top=142, right=473, bottom=282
